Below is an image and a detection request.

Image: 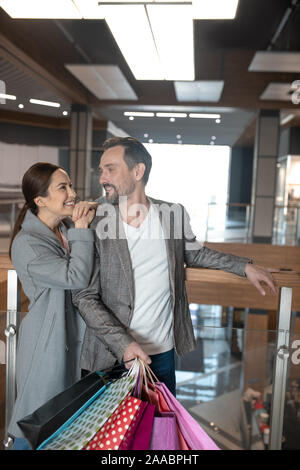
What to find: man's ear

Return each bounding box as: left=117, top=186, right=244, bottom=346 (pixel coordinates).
left=135, top=163, right=146, bottom=182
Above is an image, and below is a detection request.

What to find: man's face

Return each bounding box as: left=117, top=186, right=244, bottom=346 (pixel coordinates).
left=99, top=145, right=137, bottom=204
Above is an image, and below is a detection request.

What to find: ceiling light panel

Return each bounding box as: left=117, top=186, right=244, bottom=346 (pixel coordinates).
left=260, top=83, right=295, bottom=101
left=101, top=5, right=163, bottom=80
left=65, top=64, right=138, bottom=100
left=174, top=80, right=224, bottom=102
left=192, top=0, right=239, bottom=19
left=74, top=0, right=105, bottom=19
left=156, top=112, right=187, bottom=118
left=29, top=98, right=60, bottom=107
left=189, top=113, right=221, bottom=118
left=124, top=112, right=154, bottom=117
left=0, top=0, right=81, bottom=18
left=147, top=4, right=195, bottom=81
left=249, top=51, right=300, bottom=73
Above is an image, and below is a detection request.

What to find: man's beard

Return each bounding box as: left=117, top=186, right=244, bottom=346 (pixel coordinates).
left=103, top=181, right=136, bottom=205
left=104, top=184, right=119, bottom=205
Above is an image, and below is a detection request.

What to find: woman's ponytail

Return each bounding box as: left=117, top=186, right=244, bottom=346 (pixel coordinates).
left=9, top=202, right=28, bottom=259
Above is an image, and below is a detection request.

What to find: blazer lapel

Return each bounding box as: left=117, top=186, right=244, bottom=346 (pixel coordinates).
left=106, top=205, right=135, bottom=305
left=154, top=200, right=176, bottom=297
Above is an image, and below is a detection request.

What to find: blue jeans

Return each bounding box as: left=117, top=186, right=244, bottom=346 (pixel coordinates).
left=12, top=437, right=31, bottom=450
left=148, top=349, right=176, bottom=397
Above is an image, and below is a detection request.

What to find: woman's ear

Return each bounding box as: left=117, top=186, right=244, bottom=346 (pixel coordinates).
left=34, top=196, right=45, bottom=208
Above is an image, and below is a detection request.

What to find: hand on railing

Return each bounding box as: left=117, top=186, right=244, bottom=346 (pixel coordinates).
left=244, top=263, right=278, bottom=296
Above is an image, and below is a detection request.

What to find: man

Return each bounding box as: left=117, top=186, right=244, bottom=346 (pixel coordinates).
left=73, top=137, right=276, bottom=396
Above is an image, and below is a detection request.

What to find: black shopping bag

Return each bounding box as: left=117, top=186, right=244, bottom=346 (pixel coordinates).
left=17, top=371, right=106, bottom=449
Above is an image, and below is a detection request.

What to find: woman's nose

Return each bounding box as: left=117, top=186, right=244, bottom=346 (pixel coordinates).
left=69, top=186, right=76, bottom=198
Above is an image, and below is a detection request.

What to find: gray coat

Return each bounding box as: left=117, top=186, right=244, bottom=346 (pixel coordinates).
left=73, top=197, right=251, bottom=371
left=8, top=210, right=94, bottom=438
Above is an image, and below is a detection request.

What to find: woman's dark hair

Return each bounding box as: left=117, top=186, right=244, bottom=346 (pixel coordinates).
left=101, top=137, right=152, bottom=185
left=9, top=162, right=62, bottom=259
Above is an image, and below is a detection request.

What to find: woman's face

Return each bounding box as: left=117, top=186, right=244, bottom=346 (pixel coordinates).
left=37, top=169, right=76, bottom=218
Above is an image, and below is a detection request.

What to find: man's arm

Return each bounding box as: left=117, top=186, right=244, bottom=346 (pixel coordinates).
left=181, top=205, right=276, bottom=295
left=72, top=251, right=151, bottom=367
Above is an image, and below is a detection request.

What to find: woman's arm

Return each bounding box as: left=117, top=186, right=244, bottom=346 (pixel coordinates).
left=13, top=229, right=95, bottom=290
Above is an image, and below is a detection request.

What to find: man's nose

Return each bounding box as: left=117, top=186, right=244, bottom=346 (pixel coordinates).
left=99, top=172, right=107, bottom=185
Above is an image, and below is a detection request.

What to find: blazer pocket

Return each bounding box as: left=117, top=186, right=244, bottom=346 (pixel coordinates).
left=43, top=313, right=57, bottom=351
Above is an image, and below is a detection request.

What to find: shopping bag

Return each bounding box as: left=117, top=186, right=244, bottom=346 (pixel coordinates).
left=119, top=401, right=155, bottom=450
left=17, top=371, right=106, bottom=450
left=156, top=382, right=220, bottom=450
left=143, top=383, right=190, bottom=450
left=149, top=411, right=180, bottom=450
left=39, top=362, right=139, bottom=450
left=83, top=394, right=144, bottom=450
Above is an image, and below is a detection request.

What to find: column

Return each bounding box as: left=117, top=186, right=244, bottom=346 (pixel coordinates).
left=250, top=110, right=280, bottom=243
left=69, top=104, right=93, bottom=200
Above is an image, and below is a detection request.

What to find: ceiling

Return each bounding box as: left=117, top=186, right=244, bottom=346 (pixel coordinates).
left=0, top=0, right=300, bottom=146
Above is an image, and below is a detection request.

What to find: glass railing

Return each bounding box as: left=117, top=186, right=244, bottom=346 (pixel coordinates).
left=1, top=302, right=298, bottom=450
left=205, top=203, right=251, bottom=243
left=282, top=330, right=300, bottom=450
left=175, top=324, right=278, bottom=450
left=273, top=205, right=300, bottom=246
left=0, top=309, right=6, bottom=450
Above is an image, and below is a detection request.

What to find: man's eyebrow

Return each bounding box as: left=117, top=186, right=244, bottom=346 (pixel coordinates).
left=98, top=163, right=117, bottom=169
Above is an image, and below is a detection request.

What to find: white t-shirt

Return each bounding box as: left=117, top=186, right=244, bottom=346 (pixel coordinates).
left=122, top=204, right=173, bottom=355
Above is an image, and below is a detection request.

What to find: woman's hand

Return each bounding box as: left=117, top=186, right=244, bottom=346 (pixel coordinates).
left=74, top=209, right=96, bottom=229
left=72, top=201, right=98, bottom=223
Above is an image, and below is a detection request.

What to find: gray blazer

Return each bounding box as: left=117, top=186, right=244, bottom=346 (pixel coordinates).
left=8, top=210, right=94, bottom=438
left=73, top=197, right=251, bottom=372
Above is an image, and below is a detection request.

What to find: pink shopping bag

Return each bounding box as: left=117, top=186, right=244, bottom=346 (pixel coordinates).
left=149, top=411, right=180, bottom=450
left=119, top=402, right=155, bottom=450
left=155, top=382, right=219, bottom=450
left=143, top=383, right=190, bottom=450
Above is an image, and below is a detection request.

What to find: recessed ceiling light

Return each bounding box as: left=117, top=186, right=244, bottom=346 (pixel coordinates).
left=249, top=51, right=300, bottom=73
left=63, top=111, right=68, bottom=116
left=124, top=111, right=155, bottom=117
left=174, top=80, right=224, bottom=102
left=189, top=113, right=221, bottom=119
left=170, top=118, right=176, bottom=122
left=156, top=112, right=187, bottom=118
left=192, top=0, right=239, bottom=19
left=176, top=134, right=181, bottom=139
left=18, top=104, right=24, bottom=109
left=211, top=136, right=216, bottom=140
left=144, top=133, right=149, bottom=138
left=178, top=140, right=183, bottom=144
left=147, top=4, right=194, bottom=80
left=148, top=139, right=154, bottom=143
left=0, top=0, right=81, bottom=18
left=129, top=116, right=134, bottom=121
left=216, top=119, right=221, bottom=123
left=29, top=98, right=60, bottom=108
left=210, top=141, right=215, bottom=145
left=0, top=93, right=17, bottom=100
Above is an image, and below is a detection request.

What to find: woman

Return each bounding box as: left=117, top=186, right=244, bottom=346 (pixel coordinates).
left=7, top=162, right=96, bottom=450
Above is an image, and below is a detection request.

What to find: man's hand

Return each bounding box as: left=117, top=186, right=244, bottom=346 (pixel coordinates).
left=245, top=263, right=278, bottom=296
left=123, top=341, right=152, bottom=370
